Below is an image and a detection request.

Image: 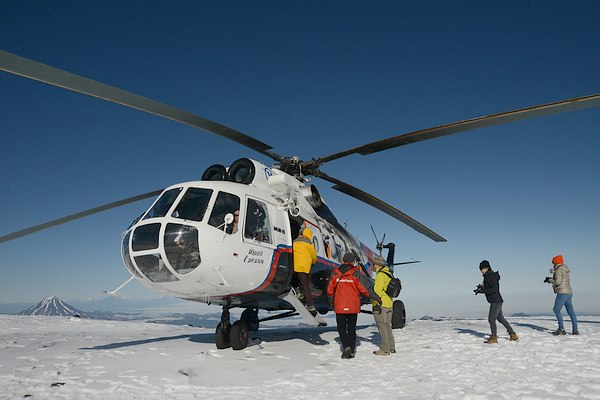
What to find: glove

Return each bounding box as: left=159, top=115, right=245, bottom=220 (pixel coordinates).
left=474, top=284, right=484, bottom=295
left=544, top=277, right=551, bottom=283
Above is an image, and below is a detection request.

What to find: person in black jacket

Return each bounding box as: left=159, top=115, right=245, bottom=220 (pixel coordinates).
left=476, top=260, right=518, bottom=344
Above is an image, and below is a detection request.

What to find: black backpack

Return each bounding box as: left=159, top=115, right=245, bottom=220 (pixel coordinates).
left=381, top=270, right=402, bottom=298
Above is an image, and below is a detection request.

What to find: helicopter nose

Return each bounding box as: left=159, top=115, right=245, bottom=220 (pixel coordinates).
left=123, top=221, right=201, bottom=282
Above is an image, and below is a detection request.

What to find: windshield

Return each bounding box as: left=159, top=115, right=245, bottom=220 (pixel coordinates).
left=143, top=188, right=182, bottom=220
left=172, top=188, right=213, bottom=221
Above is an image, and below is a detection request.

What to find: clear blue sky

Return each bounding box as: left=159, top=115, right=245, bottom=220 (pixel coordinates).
left=1, top=1, right=599, bottom=317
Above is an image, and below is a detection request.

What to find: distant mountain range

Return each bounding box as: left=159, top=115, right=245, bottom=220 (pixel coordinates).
left=9, top=297, right=598, bottom=323
left=12, top=296, right=223, bottom=327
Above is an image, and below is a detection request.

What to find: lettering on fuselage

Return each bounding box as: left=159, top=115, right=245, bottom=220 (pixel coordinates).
left=273, top=226, right=286, bottom=235
left=244, top=248, right=265, bottom=264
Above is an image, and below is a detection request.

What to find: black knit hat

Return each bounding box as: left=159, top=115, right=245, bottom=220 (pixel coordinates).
left=342, top=252, right=355, bottom=263
left=479, top=260, right=491, bottom=270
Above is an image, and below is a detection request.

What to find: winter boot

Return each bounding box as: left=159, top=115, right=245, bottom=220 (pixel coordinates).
left=306, top=305, right=317, bottom=317
left=572, top=331, right=580, bottom=335
left=341, top=347, right=353, bottom=359
left=484, top=335, right=498, bottom=344
left=509, top=333, right=519, bottom=341
left=552, top=329, right=566, bottom=336
left=373, top=349, right=390, bottom=356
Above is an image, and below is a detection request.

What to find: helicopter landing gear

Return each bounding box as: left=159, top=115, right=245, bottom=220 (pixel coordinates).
left=215, top=304, right=259, bottom=350
left=392, top=300, right=406, bottom=329
left=215, top=303, right=232, bottom=349
left=230, top=320, right=249, bottom=350
left=215, top=321, right=231, bottom=349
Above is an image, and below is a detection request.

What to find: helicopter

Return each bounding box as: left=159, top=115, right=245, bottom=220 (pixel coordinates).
left=2, top=50, right=600, bottom=350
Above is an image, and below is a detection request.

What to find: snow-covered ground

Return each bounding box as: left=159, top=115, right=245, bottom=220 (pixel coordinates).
left=1, top=314, right=599, bottom=400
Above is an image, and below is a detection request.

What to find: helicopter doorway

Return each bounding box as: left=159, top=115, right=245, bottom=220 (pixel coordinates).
left=289, top=216, right=329, bottom=307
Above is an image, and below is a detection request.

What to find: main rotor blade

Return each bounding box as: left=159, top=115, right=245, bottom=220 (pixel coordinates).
left=317, top=93, right=600, bottom=164
left=0, top=50, right=282, bottom=161
left=0, top=190, right=162, bottom=244
left=316, top=172, right=446, bottom=242
left=393, top=260, right=421, bottom=266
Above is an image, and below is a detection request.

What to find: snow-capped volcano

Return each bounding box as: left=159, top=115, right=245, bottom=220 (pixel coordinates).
left=18, top=296, right=86, bottom=317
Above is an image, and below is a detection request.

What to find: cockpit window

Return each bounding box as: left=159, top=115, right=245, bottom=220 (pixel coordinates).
left=164, top=223, right=201, bottom=275
left=134, top=253, right=179, bottom=283
left=172, top=188, right=213, bottom=221
left=208, top=192, right=241, bottom=232
left=132, top=223, right=161, bottom=251
left=143, top=188, right=182, bottom=220
left=121, top=230, right=142, bottom=278
left=244, top=198, right=271, bottom=243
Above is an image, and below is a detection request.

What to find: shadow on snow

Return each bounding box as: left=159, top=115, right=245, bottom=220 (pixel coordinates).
left=80, top=324, right=375, bottom=351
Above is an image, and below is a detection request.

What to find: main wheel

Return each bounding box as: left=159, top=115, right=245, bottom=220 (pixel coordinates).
left=230, top=320, right=249, bottom=350
left=392, top=300, right=406, bottom=329
left=215, top=322, right=231, bottom=349
left=241, top=308, right=259, bottom=332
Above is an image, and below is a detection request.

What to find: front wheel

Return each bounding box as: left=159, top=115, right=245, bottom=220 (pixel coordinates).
left=392, top=300, right=406, bottom=329
left=215, top=322, right=231, bottom=349
left=230, top=320, right=249, bottom=350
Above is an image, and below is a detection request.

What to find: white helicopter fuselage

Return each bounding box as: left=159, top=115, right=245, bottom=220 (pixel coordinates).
left=121, top=158, right=377, bottom=311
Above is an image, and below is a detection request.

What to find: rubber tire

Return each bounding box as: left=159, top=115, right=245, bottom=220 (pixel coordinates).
left=241, top=308, right=259, bottom=332
left=392, top=300, right=406, bottom=329
left=215, top=322, right=231, bottom=349
left=230, top=320, right=249, bottom=350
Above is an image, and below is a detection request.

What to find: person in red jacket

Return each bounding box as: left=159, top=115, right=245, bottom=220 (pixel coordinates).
left=327, top=252, right=381, bottom=359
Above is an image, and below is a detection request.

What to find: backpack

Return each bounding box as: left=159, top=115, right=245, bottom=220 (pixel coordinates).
left=381, top=270, right=402, bottom=298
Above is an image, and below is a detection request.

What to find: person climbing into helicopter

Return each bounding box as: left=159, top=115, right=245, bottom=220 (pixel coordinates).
left=293, top=226, right=318, bottom=316
left=328, top=252, right=381, bottom=359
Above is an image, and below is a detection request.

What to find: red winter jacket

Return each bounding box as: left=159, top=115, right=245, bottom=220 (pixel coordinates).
left=327, top=264, right=376, bottom=314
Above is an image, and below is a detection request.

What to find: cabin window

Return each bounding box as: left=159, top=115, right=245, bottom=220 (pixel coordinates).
left=134, top=253, right=179, bottom=283
left=164, top=224, right=201, bottom=274
left=143, top=188, right=182, bottom=220
left=311, top=233, right=320, bottom=254
left=172, top=188, right=213, bottom=221
left=208, top=192, right=241, bottom=233
left=244, top=198, right=272, bottom=244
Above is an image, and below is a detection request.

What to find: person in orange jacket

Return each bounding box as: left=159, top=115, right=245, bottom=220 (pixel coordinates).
left=293, top=227, right=318, bottom=315
left=327, top=252, right=380, bottom=359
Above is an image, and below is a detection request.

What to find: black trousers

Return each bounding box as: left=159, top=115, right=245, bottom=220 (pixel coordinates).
left=336, top=313, right=358, bottom=351
left=297, top=272, right=314, bottom=307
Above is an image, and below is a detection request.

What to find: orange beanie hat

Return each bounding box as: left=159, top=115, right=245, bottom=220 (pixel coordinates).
left=552, top=255, right=564, bottom=265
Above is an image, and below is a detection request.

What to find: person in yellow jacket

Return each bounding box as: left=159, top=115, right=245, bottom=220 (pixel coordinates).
left=293, top=227, right=318, bottom=315
left=371, top=256, right=396, bottom=356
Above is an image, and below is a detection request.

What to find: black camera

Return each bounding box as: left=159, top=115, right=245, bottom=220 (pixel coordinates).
left=473, top=284, right=484, bottom=295
left=544, top=277, right=551, bottom=283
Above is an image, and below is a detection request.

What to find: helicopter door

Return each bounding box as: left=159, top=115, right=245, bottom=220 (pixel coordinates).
left=303, top=222, right=329, bottom=298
